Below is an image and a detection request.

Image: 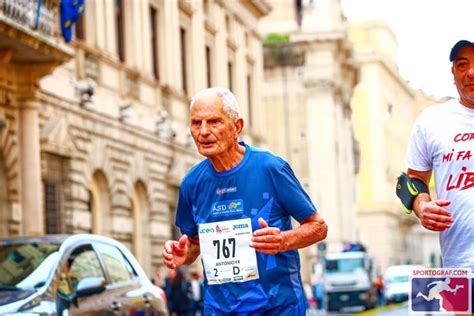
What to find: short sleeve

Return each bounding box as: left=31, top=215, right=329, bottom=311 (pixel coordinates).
left=270, top=161, right=317, bottom=222
left=406, top=116, right=433, bottom=171
left=175, top=184, right=198, bottom=237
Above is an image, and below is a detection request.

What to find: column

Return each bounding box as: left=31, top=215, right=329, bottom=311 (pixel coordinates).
left=19, top=98, right=43, bottom=235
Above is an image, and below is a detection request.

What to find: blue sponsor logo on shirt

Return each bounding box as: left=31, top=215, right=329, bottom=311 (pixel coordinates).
left=212, top=199, right=244, bottom=217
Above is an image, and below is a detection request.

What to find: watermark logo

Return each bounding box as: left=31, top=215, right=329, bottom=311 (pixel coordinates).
left=410, top=268, right=471, bottom=313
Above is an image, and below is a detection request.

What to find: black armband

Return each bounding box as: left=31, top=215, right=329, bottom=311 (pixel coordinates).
left=396, top=172, right=429, bottom=214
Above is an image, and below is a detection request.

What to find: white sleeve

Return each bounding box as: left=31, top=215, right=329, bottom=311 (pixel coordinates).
left=406, top=115, right=433, bottom=171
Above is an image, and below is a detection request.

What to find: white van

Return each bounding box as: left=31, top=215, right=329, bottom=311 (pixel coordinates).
left=383, top=264, right=424, bottom=304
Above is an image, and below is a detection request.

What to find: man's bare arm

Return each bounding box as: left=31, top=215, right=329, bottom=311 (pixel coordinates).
left=251, top=213, right=328, bottom=255
left=183, top=236, right=201, bottom=265
left=162, top=235, right=201, bottom=269
left=407, top=168, right=453, bottom=231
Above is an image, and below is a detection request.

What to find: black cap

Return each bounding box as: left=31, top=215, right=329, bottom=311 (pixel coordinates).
left=450, top=40, right=474, bottom=62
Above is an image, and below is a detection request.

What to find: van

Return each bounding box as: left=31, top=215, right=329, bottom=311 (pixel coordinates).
left=383, top=264, right=424, bottom=304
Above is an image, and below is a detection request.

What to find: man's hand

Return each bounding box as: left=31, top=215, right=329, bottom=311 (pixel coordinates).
left=250, top=218, right=286, bottom=255
left=162, top=235, right=189, bottom=269
left=416, top=199, right=453, bottom=231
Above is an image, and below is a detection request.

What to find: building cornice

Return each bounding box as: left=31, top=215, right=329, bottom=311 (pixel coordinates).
left=243, top=0, right=272, bottom=17
left=354, top=52, right=415, bottom=97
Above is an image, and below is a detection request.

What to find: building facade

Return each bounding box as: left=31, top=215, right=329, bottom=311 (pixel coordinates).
left=0, top=0, right=271, bottom=274
left=259, top=0, right=359, bottom=280
left=348, top=20, right=442, bottom=274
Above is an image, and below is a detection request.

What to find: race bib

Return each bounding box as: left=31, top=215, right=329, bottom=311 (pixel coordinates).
left=199, top=218, right=259, bottom=285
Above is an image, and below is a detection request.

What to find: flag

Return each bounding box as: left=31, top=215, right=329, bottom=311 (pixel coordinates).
left=60, top=0, right=85, bottom=43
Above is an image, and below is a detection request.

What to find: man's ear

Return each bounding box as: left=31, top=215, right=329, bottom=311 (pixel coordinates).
left=234, top=118, right=244, bottom=135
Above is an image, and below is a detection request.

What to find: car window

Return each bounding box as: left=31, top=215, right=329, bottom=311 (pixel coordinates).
left=0, top=243, right=59, bottom=288
left=59, top=245, right=105, bottom=295
left=94, top=243, right=136, bottom=284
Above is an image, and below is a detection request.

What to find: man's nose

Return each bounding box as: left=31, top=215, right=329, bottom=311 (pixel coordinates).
left=200, top=122, right=210, bottom=134
left=467, top=65, right=474, bottom=78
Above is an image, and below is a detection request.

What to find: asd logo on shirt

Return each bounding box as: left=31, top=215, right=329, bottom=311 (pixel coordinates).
left=211, top=199, right=244, bottom=217
left=410, top=269, right=471, bottom=313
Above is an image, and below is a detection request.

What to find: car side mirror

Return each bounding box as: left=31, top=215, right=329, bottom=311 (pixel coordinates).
left=75, top=276, right=106, bottom=298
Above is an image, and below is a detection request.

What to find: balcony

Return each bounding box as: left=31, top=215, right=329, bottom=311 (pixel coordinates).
left=0, top=0, right=73, bottom=64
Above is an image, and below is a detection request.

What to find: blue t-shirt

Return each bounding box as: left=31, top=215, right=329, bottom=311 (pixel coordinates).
left=176, top=143, right=317, bottom=313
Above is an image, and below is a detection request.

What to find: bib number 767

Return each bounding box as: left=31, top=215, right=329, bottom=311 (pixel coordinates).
left=213, top=238, right=236, bottom=259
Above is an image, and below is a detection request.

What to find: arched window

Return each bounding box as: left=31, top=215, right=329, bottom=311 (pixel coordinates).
left=132, top=181, right=151, bottom=275
left=89, top=171, right=111, bottom=236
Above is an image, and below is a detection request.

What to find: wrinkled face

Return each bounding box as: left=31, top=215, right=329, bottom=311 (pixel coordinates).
left=190, top=94, right=239, bottom=158
left=452, top=45, right=474, bottom=108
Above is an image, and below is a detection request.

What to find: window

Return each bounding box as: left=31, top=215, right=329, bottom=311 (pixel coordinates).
left=65, top=245, right=105, bottom=294
left=247, top=73, right=253, bottom=127
left=115, top=0, right=125, bottom=62
left=325, top=258, right=364, bottom=274
left=75, top=14, right=85, bottom=40
left=180, top=27, right=188, bottom=94
left=0, top=243, right=59, bottom=288
left=203, top=0, right=210, bottom=15
left=206, top=46, right=212, bottom=87
left=150, top=6, right=160, bottom=80
left=43, top=154, right=66, bottom=234
left=44, top=183, right=61, bottom=234
left=228, top=62, right=233, bottom=91
left=95, top=243, right=135, bottom=284
left=225, top=15, right=231, bottom=36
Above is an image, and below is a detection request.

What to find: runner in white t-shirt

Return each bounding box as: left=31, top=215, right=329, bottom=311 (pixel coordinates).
left=405, top=40, right=474, bottom=271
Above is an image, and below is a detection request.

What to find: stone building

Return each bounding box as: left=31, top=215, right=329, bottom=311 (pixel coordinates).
left=259, top=0, right=359, bottom=280
left=348, top=20, right=442, bottom=273
left=0, top=0, right=271, bottom=274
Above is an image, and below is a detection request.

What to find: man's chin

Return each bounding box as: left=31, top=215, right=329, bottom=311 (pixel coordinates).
left=198, top=148, right=217, bottom=157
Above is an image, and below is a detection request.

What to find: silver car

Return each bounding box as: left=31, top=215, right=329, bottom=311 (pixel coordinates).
left=0, top=234, right=168, bottom=315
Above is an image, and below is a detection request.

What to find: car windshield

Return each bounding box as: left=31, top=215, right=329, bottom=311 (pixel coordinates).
left=0, top=242, right=60, bottom=289
left=325, top=258, right=365, bottom=273
left=388, top=275, right=409, bottom=283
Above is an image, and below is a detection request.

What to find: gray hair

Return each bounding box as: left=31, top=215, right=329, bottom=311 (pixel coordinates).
left=190, top=87, right=240, bottom=120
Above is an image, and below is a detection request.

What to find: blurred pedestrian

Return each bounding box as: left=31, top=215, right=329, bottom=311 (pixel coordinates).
left=151, top=266, right=165, bottom=289
left=162, top=87, right=328, bottom=315
left=190, top=271, right=204, bottom=316
left=375, top=274, right=384, bottom=307
left=313, top=280, right=324, bottom=313
left=397, top=39, right=473, bottom=272
left=164, top=268, right=193, bottom=316
left=303, top=280, right=316, bottom=310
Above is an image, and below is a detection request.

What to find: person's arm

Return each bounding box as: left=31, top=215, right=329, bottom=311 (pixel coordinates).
left=162, top=235, right=201, bottom=269
left=250, top=213, right=327, bottom=255
left=407, top=168, right=453, bottom=231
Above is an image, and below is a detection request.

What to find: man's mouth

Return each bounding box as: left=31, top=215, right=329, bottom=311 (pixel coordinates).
left=200, top=141, right=215, bottom=147
left=465, top=83, right=474, bottom=88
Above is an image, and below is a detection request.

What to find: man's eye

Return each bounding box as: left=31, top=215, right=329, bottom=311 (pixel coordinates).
left=455, top=62, right=468, bottom=70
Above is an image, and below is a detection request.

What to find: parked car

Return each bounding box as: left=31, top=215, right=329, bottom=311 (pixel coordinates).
left=0, top=234, right=168, bottom=315
left=383, top=264, right=424, bottom=304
